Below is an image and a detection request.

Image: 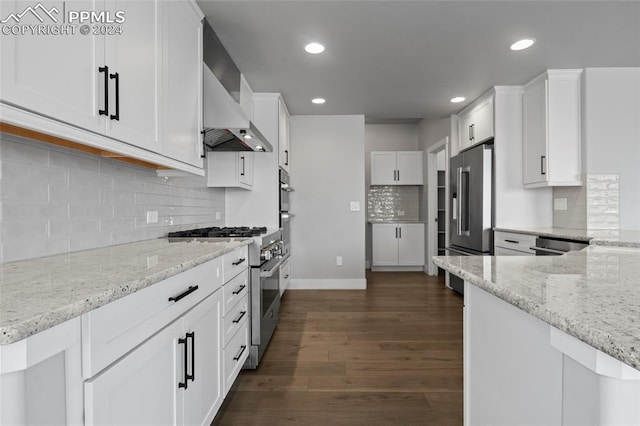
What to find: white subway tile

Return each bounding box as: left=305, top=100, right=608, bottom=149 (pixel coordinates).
left=0, top=136, right=48, bottom=165
left=2, top=202, right=68, bottom=221
left=49, top=149, right=99, bottom=173
left=0, top=181, right=48, bottom=202
left=1, top=238, right=69, bottom=263
left=69, top=203, right=113, bottom=219
left=1, top=160, right=67, bottom=185
left=1, top=220, right=48, bottom=242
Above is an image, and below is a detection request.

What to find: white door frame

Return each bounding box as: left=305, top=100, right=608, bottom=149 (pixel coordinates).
left=426, top=137, right=449, bottom=276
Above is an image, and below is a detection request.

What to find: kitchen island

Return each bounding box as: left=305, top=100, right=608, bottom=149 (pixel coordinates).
left=434, top=244, right=640, bottom=425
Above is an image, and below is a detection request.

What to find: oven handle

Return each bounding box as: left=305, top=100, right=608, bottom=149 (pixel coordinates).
left=260, top=257, right=284, bottom=278
left=529, top=246, right=566, bottom=255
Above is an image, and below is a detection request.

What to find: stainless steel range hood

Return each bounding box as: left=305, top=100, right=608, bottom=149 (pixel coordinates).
left=202, top=19, right=272, bottom=153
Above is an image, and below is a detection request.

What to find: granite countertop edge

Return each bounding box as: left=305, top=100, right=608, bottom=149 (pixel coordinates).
left=494, top=227, right=640, bottom=248
left=0, top=239, right=252, bottom=345
left=433, top=256, right=639, bottom=370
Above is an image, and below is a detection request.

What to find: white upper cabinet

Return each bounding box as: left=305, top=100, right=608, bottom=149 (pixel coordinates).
left=162, top=0, right=203, bottom=167
left=278, top=97, right=291, bottom=173
left=0, top=0, right=205, bottom=173
left=206, top=151, right=254, bottom=190
left=457, top=94, right=494, bottom=151
left=371, top=151, right=423, bottom=185
left=104, top=0, right=162, bottom=153
left=522, top=69, right=582, bottom=188
left=0, top=0, right=105, bottom=134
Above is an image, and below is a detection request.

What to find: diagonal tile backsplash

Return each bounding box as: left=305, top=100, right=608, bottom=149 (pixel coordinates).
left=0, top=134, right=225, bottom=263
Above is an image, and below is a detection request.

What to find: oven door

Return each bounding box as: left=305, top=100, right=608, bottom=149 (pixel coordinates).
left=249, top=256, right=283, bottom=366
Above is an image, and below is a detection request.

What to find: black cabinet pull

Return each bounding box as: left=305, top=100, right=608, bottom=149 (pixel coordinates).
left=98, top=66, right=109, bottom=116
left=395, top=227, right=398, bottom=238
left=232, top=311, right=247, bottom=324
left=168, top=285, right=198, bottom=303
left=240, top=155, right=245, bottom=176
left=109, top=72, right=120, bottom=121
left=285, top=150, right=289, bottom=166
left=186, top=332, right=195, bottom=383
left=233, top=345, right=247, bottom=361
left=399, top=227, right=402, bottom=238
left=397, top=170, right=400, bottom=182
left=232, top=284, right=246, bottom=295
left=541, top=155, right=546, bottom=175
left=178, top=336, right=188, bottom=389
left=232, top=258, right=245, bottom=266
left=504, top=239, right=519, bottom=244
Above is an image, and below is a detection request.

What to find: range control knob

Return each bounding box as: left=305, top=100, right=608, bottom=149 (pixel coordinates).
left=264, top=251, right=272, bottom=260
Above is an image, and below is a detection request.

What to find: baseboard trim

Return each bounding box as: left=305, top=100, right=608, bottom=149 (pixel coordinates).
left=365, top=260, right=371, bottom=269
left=288, top=279, right=367, bottom=290
left=371, top=266, right=424, bottom=272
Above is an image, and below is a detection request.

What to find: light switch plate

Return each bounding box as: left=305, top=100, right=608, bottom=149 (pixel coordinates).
left=350, top=201, right=360, bottom=211
left=554, top=198, right=568, bottom=211
left=215, top=211, right=221, bottom=220
left=336, top=256, right=343, bottom=266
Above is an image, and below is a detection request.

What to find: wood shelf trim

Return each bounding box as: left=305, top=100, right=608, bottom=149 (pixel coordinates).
left=0, top=122, right=171, bottom=170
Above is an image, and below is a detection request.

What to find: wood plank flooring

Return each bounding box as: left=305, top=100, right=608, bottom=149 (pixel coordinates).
left=213, top=271, right=463, bottom=425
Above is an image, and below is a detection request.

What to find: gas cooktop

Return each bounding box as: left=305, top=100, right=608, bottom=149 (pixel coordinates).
left=168, top=226, right=268, bottom=239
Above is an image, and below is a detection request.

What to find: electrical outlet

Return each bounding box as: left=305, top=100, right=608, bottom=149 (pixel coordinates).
left=350, top=201, right=360, bottom=211
left=554, top=198, right=568, bottom=211
left=336, top=256, right=343, bottom=266
left=215, top=211, right=221, bottom=220
left=397, top=210, right=405, bottom=216
left=146, top=211, right=158, bottom=224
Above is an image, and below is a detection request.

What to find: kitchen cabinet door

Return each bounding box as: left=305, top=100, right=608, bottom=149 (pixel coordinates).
left=84, top=318, right=181, bottom=426
left=396, top=152, right=423, bottom=185
left=207, top=151, right=254, bottom=190
left=523, top=70, right=582, bottom=188
left=372, top=224, right=399, bottom=266
left=0, top=0, right=105, bottom=134
left=371, top=152, right=397, bottom=185
left=162, top=0, right=203, bottom=167
left=471, top=98, right=494, bottom=144
left=278, top=97, right=291, bottom=173
left=104, top=0, right=162, bottom=153
left=458, top=113, right=473, bottom=151
left=181, top=290, right=223, bottom=426
left=279, top=257, right=291, bottom=296
left=397, top=224, right=425, bottom=265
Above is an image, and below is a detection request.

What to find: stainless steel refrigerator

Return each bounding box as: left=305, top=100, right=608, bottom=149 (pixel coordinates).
left=446, top=143, right=493, bottom=294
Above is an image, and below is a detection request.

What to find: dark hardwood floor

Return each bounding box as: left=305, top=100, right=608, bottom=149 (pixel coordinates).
left=213, top=271, right=463, bottom=425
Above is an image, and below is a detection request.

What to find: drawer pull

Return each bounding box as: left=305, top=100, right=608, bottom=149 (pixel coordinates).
left=504, top=239, right=520, bottom=244
left=232, top=311, right=247, bottom=324
left=232, top=284, right=246, bottom=295
left=233, top=345, right=247, bottom=361
left=168, top=285, right=199, bottom=303
left=232, top=258, right=246, bottom=266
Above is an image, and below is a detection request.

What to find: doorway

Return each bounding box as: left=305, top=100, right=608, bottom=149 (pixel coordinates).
left=426, top=137, right=449, bottom=276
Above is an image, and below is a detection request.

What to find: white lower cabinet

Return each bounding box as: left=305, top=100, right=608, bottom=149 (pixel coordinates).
left=85, top=290, right=223, bottom=426
left=493, top=231, right=536, bottom=255
left=372, top=223, right=425, bottom=269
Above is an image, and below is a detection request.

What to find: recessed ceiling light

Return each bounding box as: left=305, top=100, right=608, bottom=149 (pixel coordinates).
left=510, top=38, right=535, bottom=51
left=312, top=98, right=326, bottom=104
left=243, top=134, right=253, bottom=140
left=305, top=42, right=325, bottom=54
left=450, top=97, right=466, bottom=103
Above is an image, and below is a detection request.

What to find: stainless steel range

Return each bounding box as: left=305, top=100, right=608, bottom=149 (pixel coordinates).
left=167, top=226, right=283, bottom=368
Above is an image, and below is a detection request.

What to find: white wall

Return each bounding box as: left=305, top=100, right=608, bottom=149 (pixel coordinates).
left=583, top=68, right=640, bottom=230
left=0, top=134, right=225, bottom=263
left=364, top=123, right=419, bottom=265
left=289, top=115, right=366, bottom=289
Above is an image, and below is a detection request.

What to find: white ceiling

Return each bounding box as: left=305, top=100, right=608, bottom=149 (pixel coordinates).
left=197, top=1, right=640, bottom=122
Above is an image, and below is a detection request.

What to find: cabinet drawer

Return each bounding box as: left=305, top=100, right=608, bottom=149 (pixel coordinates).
left=223, top=294, right=249, bottom=346
left=223, top=270, right=249, bottom=315
left=223, top=322, right=249, bottom=395
left=223, top=246, right=248, bottom=282
left=82, top=257, right=223, bottom=378
left=494, top=231, right=537, bottom=255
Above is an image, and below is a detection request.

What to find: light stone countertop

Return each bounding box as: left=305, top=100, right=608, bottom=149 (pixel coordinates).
left=434, top=245, right=640, bottom=370
left=495, top=226, right=640, bottom=248
left=0, top=238, right=252, bottom=345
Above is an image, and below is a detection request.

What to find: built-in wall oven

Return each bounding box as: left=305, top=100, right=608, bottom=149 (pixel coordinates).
left=279, top=168, right=293, bottom=257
